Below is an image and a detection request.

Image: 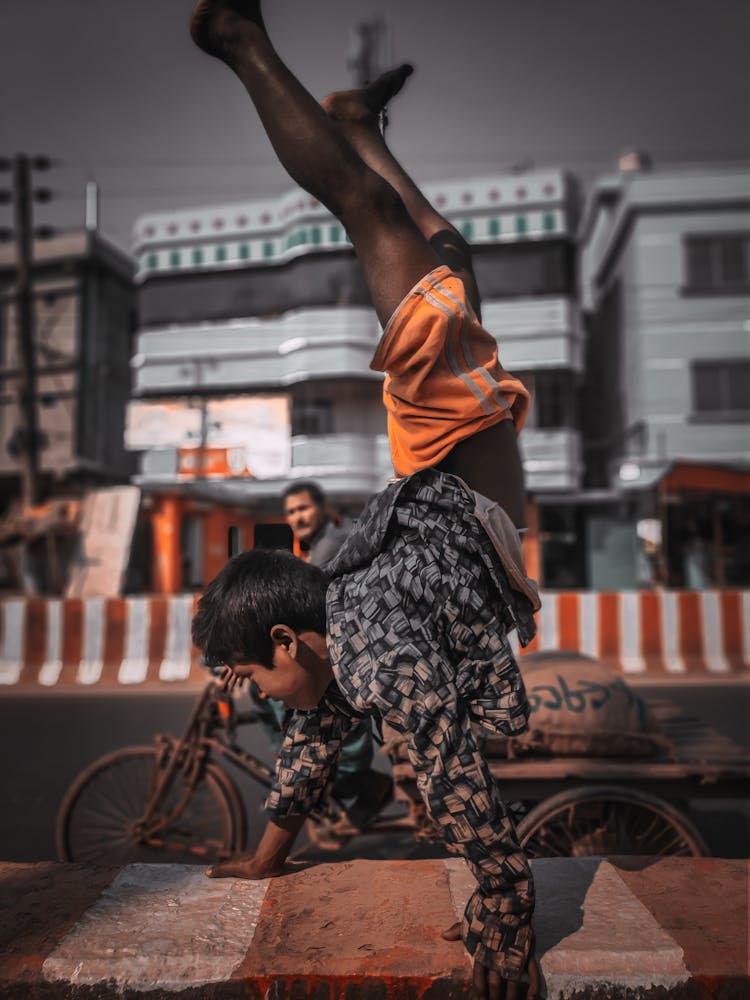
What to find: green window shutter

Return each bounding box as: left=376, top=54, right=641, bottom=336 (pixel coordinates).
left=489, top=217, right=500, bottom=238
left=543, top=211, right=556, bottom=233
left=169, top=250, right=181, bottom=268
left=145, top=253, right=158, bottom=270
left=239, top=242, right=250, bottom=260
left=263, top=240, right=274, bottom=258
left=515, top=215, right=527, bottom=236
left=329, top=225, right=340, bottom=244
left=215, top=245, right=227, bottom=262
left=287, top=231, right=296, bottom=249
left=298, top=229, right=308, bottom=245
left=311, top=226, right=321, bottom=245
left=461, top=220, right=474, bottom=240
left=192, top=248, right=203, bottom=266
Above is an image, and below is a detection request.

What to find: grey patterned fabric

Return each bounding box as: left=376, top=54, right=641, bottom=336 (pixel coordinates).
left=266, top=468, right=536, bottom=977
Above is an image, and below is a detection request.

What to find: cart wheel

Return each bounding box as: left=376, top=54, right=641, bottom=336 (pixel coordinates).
left=517, top=785, right=710, bottom=858
left=56, top=745, right=246, bottom=865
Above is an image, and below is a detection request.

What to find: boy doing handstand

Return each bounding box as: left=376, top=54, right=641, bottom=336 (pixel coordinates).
left=189, top=3, right=541, bottom=997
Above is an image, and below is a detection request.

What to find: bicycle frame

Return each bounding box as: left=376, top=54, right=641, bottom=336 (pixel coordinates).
left=133, top=681, right=276, bottom=843
left=132, top=677, right=425, bottom=853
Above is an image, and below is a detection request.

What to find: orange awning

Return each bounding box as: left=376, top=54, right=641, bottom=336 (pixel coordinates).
left=659, top=462, right=750, bottom=495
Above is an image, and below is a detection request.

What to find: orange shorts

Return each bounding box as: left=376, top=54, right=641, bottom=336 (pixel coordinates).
left=370, top=265, right=530, bottom=477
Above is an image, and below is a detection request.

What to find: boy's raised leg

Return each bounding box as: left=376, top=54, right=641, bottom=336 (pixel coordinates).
left=190, top=0, right=439, bottom=327
left=322, top=71, right=482, bottom=317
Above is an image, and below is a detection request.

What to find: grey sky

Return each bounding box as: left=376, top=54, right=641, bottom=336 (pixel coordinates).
left=2, top=0, right=748, bottom=252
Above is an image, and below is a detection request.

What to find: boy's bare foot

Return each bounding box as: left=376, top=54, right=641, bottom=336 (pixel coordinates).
left=205, top=852, right=283, bottom=879
left=189, top=0, right=266, bottom=63
left=322, top=64, right=414, bottom=125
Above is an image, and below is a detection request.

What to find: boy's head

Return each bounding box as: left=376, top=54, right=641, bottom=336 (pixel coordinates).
left=192, top=548, right=333, bottom=709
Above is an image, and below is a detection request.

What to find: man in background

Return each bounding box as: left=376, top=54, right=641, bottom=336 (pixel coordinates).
left=282, top=481, right=348, bottom=567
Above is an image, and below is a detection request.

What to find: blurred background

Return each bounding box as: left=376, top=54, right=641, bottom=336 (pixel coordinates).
left=0, top=0, right=748, bottom=867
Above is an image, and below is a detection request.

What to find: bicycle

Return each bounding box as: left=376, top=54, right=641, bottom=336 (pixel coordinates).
left=57, top=667, right=722, bottom=866
left=55, top=677, right=426, bottom=866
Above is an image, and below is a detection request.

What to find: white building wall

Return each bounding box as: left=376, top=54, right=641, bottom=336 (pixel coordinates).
left=619, top=210, right=750, bottom=466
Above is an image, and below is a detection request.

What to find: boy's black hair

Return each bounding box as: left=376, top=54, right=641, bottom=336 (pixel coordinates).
left=281, top=480, right=325, bottom=507
left=192, top=548, right=328, bottom=669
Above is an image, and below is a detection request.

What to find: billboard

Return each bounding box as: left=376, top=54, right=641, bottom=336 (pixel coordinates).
left=126, top=395, right=291, bottom=479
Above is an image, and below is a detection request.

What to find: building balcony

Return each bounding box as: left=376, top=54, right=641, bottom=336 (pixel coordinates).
left=520, top=428, right=583, bottom=492
left=136, top=432, right=394, bottom=502
left=482, top=297, right=584, bottom=372
left=132, top=308, right=383, bottom=394
left=136, top=427, right=581, bottom=498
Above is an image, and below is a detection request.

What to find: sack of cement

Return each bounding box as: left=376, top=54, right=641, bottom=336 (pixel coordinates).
left=510, top=653, right=669, bottom=758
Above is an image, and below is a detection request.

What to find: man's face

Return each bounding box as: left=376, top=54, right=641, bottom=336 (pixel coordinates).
left=231, top=628, right=332, bottom=710
left=284, top=489, right=324, bottom=544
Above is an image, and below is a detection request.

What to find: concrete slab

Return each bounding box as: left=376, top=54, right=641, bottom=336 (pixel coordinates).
left=613, top=857, right=750, bottom=979
left=447, top=857, right=690, bottom=995
left=0, top=862, right=118, bottom=984
left=42, top=864, right=270, bottom=992
left=0, top=857, right=747, bottom=998
left=239, top=859, right=470, bottom=986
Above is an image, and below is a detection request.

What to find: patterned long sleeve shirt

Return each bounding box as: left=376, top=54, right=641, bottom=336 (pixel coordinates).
left=265, top=469, right=537, bottom=978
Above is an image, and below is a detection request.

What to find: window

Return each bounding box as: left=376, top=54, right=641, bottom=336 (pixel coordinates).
left=311, top=226, right=321, bottom=245
left=238, top=243, right=250, bottom=260
left=488, top=217, right=501, bottom=238
left=169, top=250, right=181, bottom=268
left=192, top=248, right=203, bottom=266
left=685, top=234, right=750, bottom=292
left=263, top=240, right=274, bottom=258
left=474, top=241, right=574, bottom=298
left=543, top=211, right=556, bottom=233
left=329, top=225, right=341, bottom=244
left=461, top=220, right=474, bottom=240
left=145, top=253, right=158, bottom=270
left=215, top=245, right=227, bottom=263
left=292, top=399, right=334, bottom=436
left=515, top=215, right=527, bottom=236
left=519, top=370, right=579, bottom=429
left=692, top=360, right=750, bottom=417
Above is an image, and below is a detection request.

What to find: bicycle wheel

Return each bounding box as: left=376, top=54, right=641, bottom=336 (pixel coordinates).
left=517, top=785, right=710, bottom=858
left=56, top=745, right=245, bottom=865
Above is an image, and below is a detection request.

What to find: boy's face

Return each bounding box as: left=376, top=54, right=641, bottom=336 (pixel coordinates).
left=231, top=626, right=332, bottom=710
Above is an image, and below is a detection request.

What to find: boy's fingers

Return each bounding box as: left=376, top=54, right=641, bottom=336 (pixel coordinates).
left=471, top=959, right=487, bottom=1000
left=487, top=969, right=503, bottom=1000
left=526, top=956, right=542, bottom=999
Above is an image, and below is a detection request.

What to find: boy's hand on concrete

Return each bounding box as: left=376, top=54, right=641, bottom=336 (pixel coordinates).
left=206, top=817, right=305, bottom=879
left=441, top=923, right=542, bottom=1000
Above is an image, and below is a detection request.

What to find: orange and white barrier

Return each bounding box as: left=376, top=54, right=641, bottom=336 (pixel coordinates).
left=513, top=590, right=750, bottom=675
left=0, top=591, right=748, bottom=689
left=0, top=595, right=204, bottom=689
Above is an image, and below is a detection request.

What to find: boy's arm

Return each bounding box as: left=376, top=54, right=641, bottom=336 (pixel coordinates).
left=264, top=682, right=361, bottom=818
left=207, top=684, right=360, bottom=880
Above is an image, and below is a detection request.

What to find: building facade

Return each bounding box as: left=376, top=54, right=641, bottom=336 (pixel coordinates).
left=578, top=165, right=750, bottom=589
left=0, top=231, right=136, bottom=501
left=130, top=169, right=582, bottom=590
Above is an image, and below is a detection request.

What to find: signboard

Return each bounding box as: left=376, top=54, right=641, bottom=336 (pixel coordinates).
left=66, top=486, right=141, bottom=598
left=126, top=395, right=291, bottom=479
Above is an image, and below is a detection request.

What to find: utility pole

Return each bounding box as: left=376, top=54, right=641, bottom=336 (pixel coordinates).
left=348, top=17, right=391, bottom=87
left=12, top=154, right=41, bottom=508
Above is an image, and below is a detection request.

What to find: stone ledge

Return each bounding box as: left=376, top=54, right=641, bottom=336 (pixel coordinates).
left=0, top=857, right=747, bottom=999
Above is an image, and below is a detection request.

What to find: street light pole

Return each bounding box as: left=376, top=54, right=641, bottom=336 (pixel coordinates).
left=12, top=153, right=41, bottom=508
